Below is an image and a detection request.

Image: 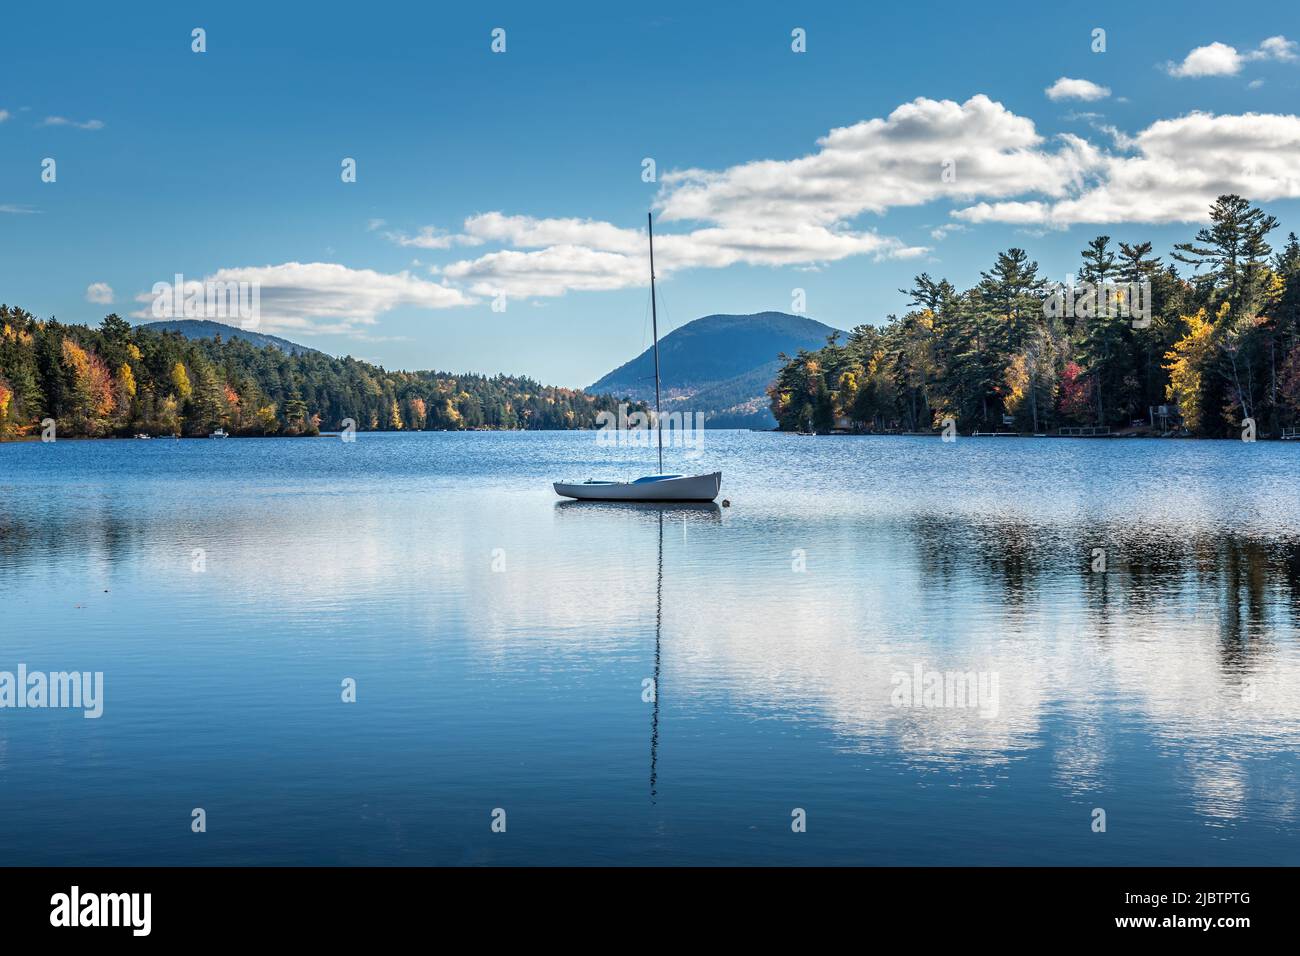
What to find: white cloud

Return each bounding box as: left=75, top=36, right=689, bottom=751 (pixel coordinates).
left=930, top=223, right=968, bottom=240
left=438, top=222, right=923, bottom=299
left=132, top=262, right=474, bottom=335
left=1257, top=35, right=1299, bottom=62
left=408, top=96, right=1117, bottom=297
left=1167, top=41, right=1243, bottom=77
left=85, top=282, right=114, bottom=304
left=953, top=110, right=1300, bottom=226
left=657, top=95, right=1100, bottom=226
left=385, top=226, right=461, bottom=249
left=1045, top=77, right=1111, bottom=101
left=1167, top=35, right=1299, bottom=77
left=382, top=93, right=1300, bottom=300
left=954, top=201, right=1054, bottom=225
left=442, top=245, right=647, bottom=298
left=41, top=116, right=105, bottom=130
left=0, top=109, right=10, bottom=123
left=460, top=212, right=643, bottom=254
left=656, top=225, right=924, bottom=269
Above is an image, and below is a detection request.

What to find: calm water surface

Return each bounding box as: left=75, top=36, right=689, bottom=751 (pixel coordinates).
left=1, top=431, right=1298, bottom=865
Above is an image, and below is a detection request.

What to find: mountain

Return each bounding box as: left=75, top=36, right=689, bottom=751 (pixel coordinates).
left=136, top=319, right=322, bottom=356
left=588, top=312, right=840, bottom=428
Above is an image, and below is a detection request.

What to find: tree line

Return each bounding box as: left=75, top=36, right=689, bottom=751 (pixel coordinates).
left=0, top=309, right=635, bottom=438
left=769, top=195, right=1300, bottom=438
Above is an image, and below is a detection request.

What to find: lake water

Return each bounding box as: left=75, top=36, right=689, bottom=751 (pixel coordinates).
left=1, top=431, right=1298, bottom=865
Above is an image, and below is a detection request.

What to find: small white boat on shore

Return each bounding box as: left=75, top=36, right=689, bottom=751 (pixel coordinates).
left=553, top=213, right=722, bottom=504
left=209, top=428, right=228, bottom=439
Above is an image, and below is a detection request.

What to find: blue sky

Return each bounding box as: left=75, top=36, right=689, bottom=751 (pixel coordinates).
left=2, top=0, right=1299, bottom=386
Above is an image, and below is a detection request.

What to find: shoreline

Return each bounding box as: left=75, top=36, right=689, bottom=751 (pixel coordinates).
left=4, top=428, right=1297, bottom=443
left=0, top=426, right=621, bottom=443
left=775, top=430, right=1299, bottom=441
left=0, top=433, right=323, bottom=443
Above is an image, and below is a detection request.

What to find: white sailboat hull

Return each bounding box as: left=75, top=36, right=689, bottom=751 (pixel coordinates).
left=554, top=471, right=722, bottom=502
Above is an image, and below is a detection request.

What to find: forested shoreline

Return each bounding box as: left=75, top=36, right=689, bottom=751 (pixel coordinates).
left=769, top=195, right=1300, bottom=438
left=0, top=309, right=634, bottom=439
left=7, top=194, right=1299, bottom=443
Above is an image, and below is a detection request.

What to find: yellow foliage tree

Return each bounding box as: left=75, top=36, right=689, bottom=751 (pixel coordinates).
left=254, top=404, right=278, bottom=434
left=62, top=338, right=91, bottom=381
left=116, top=363, right=137, bottom=399
left=441, top=398, right=463, bottom=428
left=171, top=362, right=192, bottom=399
left=1164, top=309, right=1214, bottom=432
left=1003, top=353, right=1029, bottom=416
left=835, top=368, right=861, bottom=420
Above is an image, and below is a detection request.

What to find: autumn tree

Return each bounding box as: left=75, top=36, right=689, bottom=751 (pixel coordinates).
left=1164, top=310, right=1215, bottom=433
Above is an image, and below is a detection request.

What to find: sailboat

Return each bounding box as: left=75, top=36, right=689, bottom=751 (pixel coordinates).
left=553, top=213, right=722, bottom=503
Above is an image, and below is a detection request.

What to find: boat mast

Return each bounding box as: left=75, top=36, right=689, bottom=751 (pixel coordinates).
left=649, top=509, right=663, bottom=800
left=648, top=212, right=663, bottom=473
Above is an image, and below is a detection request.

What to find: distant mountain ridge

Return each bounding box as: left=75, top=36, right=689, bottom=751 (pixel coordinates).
left=139, top=314, right=840, bottom=428
left=136, top=319, right=322, bottom=356
left=589, top=311, right=839, bottom=428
